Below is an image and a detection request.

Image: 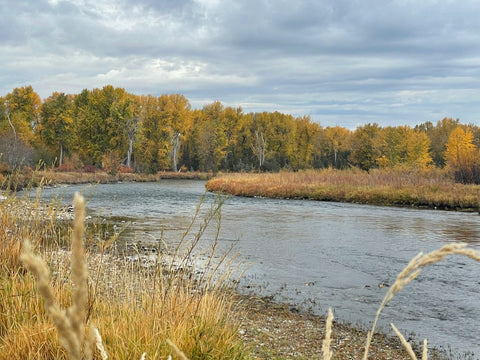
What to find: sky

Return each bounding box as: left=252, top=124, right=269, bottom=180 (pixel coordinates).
left=1, top=0, right=480, bottom=129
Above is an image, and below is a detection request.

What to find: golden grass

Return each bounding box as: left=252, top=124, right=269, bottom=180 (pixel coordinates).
left=207, top=168, right=480, bottom=211
left=33, top=170, right=213, bottom=186
left=0, top=191, right=247, bottom=359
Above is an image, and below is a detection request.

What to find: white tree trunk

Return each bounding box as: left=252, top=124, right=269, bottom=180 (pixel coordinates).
left=59, top=142, right=63, bottom=166
left=171, top=132, right=180, bottom=172
left=127, top=137, right=133, bottom=168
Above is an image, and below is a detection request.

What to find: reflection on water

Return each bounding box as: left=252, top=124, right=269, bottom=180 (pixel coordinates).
left=38, top=180, right=480, bottom=357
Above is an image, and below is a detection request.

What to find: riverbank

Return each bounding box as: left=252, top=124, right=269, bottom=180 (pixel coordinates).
left=233, top=293, right=448, bottom=359
left=0, top=169, right=214, bottom=190
left=206, top=168, right=480, bottom=212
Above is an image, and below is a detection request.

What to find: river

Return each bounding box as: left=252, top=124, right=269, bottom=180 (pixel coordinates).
left=37, top=180, right=480, bottom=358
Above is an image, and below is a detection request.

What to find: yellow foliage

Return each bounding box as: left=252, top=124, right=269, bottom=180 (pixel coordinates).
left=444, top=126, right=478, bottom=170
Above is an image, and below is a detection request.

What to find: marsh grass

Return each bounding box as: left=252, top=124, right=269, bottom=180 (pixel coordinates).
left=207, top=168, right=480, bottom=211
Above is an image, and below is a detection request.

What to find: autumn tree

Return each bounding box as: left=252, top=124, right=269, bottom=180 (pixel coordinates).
left=444, top=126, right=480, bottom=183
left=135, top=95, right=170, bottom=173
left=165, top=94, right=193, bottom=172
left=0, top=86, right=42, bottom=167
left=376, top=126, right=432, bottom=169
left=73, top=86, right=132, bottom=167
left=349, top=123, right=382, bottom=171
left=315, top=126, right=351, bottom=168
left=40, top=92, right=74, bottom=166
left=194, top=101, right=228, bottom=172
left=289, top=116, right=320, bottom=170
left=416, top=118, right=460, bottom=167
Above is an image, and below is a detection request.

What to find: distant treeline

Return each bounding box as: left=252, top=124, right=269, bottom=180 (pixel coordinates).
left=1, top=85, right=479, bottom=182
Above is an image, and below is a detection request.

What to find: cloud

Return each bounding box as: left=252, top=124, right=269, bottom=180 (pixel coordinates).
left=1, top=0, right=480, bottom=128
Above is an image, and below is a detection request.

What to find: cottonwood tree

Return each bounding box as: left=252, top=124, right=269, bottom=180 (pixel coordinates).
left=135, top=95, right=171, bottom=172
left=318, top=126, right=351, bottom=168
left=40, top=92, right=74, bottom=166
left=445, top=126, right=479, bottom=183
left=166, top=94, right=193, bottom=172
left=349, top=123, right=382, bottom=171
left=252, top=130, right=266, bottom=168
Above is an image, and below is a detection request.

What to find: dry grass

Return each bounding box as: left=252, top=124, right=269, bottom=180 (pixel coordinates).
left=33, top=170, right=213, bottom=186
left=0, top=190, right=247, bottom=359
left=207, top=168, right=480, bottom=211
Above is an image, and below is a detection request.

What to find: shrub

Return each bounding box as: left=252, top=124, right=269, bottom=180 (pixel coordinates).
left=82, top=165, right=99, bottom=173
left=118, top=165, right=133, bottom=174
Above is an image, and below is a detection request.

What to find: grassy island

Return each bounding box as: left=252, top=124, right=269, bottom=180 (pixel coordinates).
left=206, top=168, right=480, bottom=212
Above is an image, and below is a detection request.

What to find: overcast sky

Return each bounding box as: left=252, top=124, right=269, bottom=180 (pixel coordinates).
left=1, top=0, right=480, bottom=128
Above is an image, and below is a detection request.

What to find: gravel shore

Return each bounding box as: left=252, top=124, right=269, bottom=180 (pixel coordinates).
left=232, top=294, right=451, bottom=360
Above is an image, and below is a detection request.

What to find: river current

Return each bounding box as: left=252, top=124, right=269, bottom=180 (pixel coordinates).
left=38, top=180, right=480, bottom=357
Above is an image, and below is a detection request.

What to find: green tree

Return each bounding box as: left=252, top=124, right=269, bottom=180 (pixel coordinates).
left=135, top=95, right=171, bottom=173
left=349, top=123, right=381, bottom=171
left=73, top=86, right=132, bottom=167
left=40, top=92, right=74, bottom=166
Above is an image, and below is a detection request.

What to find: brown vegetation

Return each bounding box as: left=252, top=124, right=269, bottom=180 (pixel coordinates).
left=1, top=169, right=213, bottom=190
left=206, top=168, right=480, bottom=211
left=0, top=191, right=246, bottom=359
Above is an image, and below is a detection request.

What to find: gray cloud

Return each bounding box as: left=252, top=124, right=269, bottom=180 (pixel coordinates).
left=1, top=0, right=480, bottom=128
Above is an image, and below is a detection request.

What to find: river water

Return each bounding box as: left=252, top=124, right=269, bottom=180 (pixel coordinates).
left=38, top=180, right=480, bottom=357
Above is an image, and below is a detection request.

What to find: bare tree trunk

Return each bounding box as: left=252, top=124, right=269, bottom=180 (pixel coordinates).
left=252, top=131, right=266, bottom=168
left=171, top=132, right=180, bottom=172
left=126, top=117, right=138, bottom=169
left=5, top=108, right=16, bottom=141
left=59, top=142, right=64, bottom=166
left=127, top=136, right=134, bottom=168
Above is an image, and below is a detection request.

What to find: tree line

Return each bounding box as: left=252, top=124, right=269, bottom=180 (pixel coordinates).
left=1, top=85, right=479, bottom=182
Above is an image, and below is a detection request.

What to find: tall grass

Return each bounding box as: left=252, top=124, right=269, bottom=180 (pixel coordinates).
left=0, top=189, right=247, bottom=359
left=207, top=168, right=480, bottom=211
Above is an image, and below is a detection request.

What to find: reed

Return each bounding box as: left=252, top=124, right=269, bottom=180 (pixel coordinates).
left=207, top=168, right=480, bottom=211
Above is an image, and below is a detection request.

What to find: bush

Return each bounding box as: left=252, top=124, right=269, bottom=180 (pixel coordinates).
left=82, top=165, right=99, bottom=173
left=55, top=163, right=76, bottom=172
left=118, top=165, right=133, bottom=174
left=101, top=151, right=120, bottom=175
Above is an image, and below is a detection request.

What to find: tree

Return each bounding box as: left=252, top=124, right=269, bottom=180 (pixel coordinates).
left=404, top=130, right=433, bottom=169
left=444, top=126, right=479, bottom=183
left=349, top=123, right=381, bottom=171
left=417, top=118, right=460, bottom=167
left=2, top=86, right=41, bottom=144
left=290, top=116, right=320, bottom=170
left=317, top=126, right=351, bottom=168
left=166, top=94, right=193, bottom=172
left=135, top=95, right=171, bottom=173
left=376, top=126, right=432, bottom=169
left=196, top=101, right=228, bottom=172
left=40, top=92, right=74, bottom=166
left=73, top=86, right=132, bottom=167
